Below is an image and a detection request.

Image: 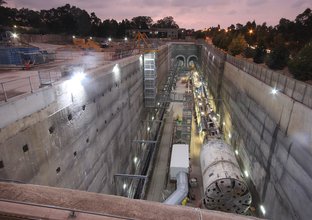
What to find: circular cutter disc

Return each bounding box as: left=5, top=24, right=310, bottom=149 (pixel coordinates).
left=204, top=178, right=252, bottom=214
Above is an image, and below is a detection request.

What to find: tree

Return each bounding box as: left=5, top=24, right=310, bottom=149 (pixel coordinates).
left=212, top=31, right=232, bottom=50
left=41, top=4, right=77, bottom=34
left=277, top=18, right=295, bottom=41
left=228, top=34, right=248, bottom=56
left=236, top=23, right=243, bottom=30
left=117, top=19, right=131, bottom=38
left=153, top=16, right=179, bottom=28
left=194, top=30, right=205, bottom=39
left=0, top=7, right=17, bottom=26
left=0, top=0, right=6, bottom=6
left=294, top=8, right=312, bottom=46
left=17, top=8, right=42, bottom=28
left=212, top=32, right=223, bottom=47
left=243, top=47, right=255, bottom=58
left=245, top=20, right=257, bottom=45
left=72, top=7, right=91, bottom=36
left=295, top=8, right=312, bottom=26
left=131, top=16, right=153, bottom=29
left=255, top=22, right=271, bottom=47
left=99, top=19, right=118, bottom=37
left=228, top=24, right=235, bottom=31
left=253, top=40, right=266, bottom=63
left=266, top=43, right=289, bottom=69
left=90, top=12, right=101, bottom=36
left=288, top=41, right=312, bottom=81
left=57, top=4, right=77, bottom=34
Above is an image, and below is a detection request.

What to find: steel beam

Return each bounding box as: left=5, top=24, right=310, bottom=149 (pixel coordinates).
left=132, top=140, right=157, bottom=144
left=114, top=174, right=148, bottom=179
left=141, top=120, right=163, bottom=123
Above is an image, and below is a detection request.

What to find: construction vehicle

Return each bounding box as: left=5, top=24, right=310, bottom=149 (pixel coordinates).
left=72, top=37, right=106, bottom=52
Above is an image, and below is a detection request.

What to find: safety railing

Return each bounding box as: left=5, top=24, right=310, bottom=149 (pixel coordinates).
left=38, top=68, right=63, bottom=86
left=111, top=49, right=140, bottom=61
left=202, top=42, right=312, bottom=109
left=0, top=67, right=63, bottom=102
left=226, top=54, right=312, bottom=108
left=54, top=51, right=85, bottom=60
left=0, top=76, right=38, bottom=102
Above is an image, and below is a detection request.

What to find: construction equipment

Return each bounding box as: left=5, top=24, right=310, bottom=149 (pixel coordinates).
left=200, top=139, right=252, bottom=214
left=133, top=32, right=158, bottom=53
left=73, top=37, right=103, bottom=52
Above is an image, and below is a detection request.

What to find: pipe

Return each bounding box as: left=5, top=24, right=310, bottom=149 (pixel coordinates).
left=163, top=171, right=188, bottom=205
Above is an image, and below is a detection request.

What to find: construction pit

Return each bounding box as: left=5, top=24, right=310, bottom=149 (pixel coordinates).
left=0, top=35, right=312, bottom=220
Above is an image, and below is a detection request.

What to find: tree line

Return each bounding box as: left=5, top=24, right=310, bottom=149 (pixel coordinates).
left=0, top=3, right=179, bottom=38
left=199, top=8, right=312, bottom=81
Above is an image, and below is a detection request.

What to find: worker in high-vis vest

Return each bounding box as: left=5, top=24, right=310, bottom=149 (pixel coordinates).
left=181, top=197, right=189, bottom=206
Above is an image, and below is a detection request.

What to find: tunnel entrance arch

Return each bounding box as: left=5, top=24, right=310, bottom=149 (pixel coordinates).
left=175, top=55, right=186, bottom=67
left=187, top=55, right=198, bottom=67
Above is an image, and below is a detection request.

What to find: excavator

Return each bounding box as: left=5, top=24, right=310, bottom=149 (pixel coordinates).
left=72, top=37, right=106, bottom=52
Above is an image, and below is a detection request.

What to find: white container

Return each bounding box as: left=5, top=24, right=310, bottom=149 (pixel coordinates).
left=169, top=144, right=189, bottom=180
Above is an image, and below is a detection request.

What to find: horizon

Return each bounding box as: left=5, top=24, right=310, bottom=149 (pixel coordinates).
left=4, top=0, right=311, bottom=30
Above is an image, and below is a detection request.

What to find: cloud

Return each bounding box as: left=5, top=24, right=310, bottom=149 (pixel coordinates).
left=171, top=0, right=229, bottom=7
left=5, top=0, right=310, bottom=30
left=246, top=0, right=268, bottom=6
left=291, top=0, right=309, bottom=8
left=228, top=10, right=237, bottom=15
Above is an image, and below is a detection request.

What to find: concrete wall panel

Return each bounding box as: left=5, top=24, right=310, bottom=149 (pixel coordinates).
left=0, top=54, right=150, bottom=195
left=202, top=44, right=312, bottom=219
left=0, top=87, right=56, bottom=129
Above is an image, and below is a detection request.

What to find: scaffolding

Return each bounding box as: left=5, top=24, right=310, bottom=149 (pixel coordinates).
left=173, top=91, right=193, bottom=145
left=181, top=91, right=193, bottom=144
left=143, top=52, right=157, bottom=107
left=115, top=60, right=192, bottom=199
left=156, top=62, right=179, bottom=104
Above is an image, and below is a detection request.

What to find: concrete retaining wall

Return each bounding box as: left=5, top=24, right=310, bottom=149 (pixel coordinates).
left=157, top=45, right=170, bottom=91
left=201, top=44, right=312, bottom=219
left=0, top=55, right=146, bottom=194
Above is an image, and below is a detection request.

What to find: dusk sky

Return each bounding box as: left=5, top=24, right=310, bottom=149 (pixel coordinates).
left=5, top=0, right=311, bottom=29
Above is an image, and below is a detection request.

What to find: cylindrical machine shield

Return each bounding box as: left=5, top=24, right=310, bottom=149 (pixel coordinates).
left=200, top=139, right=251, bottom=214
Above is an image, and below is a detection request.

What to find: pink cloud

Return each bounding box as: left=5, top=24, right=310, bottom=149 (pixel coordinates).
left=5, top=0, right=311, bottom=29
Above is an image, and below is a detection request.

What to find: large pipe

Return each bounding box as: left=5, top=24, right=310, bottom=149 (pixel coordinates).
left=163, top=171, right=189, bottom=205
